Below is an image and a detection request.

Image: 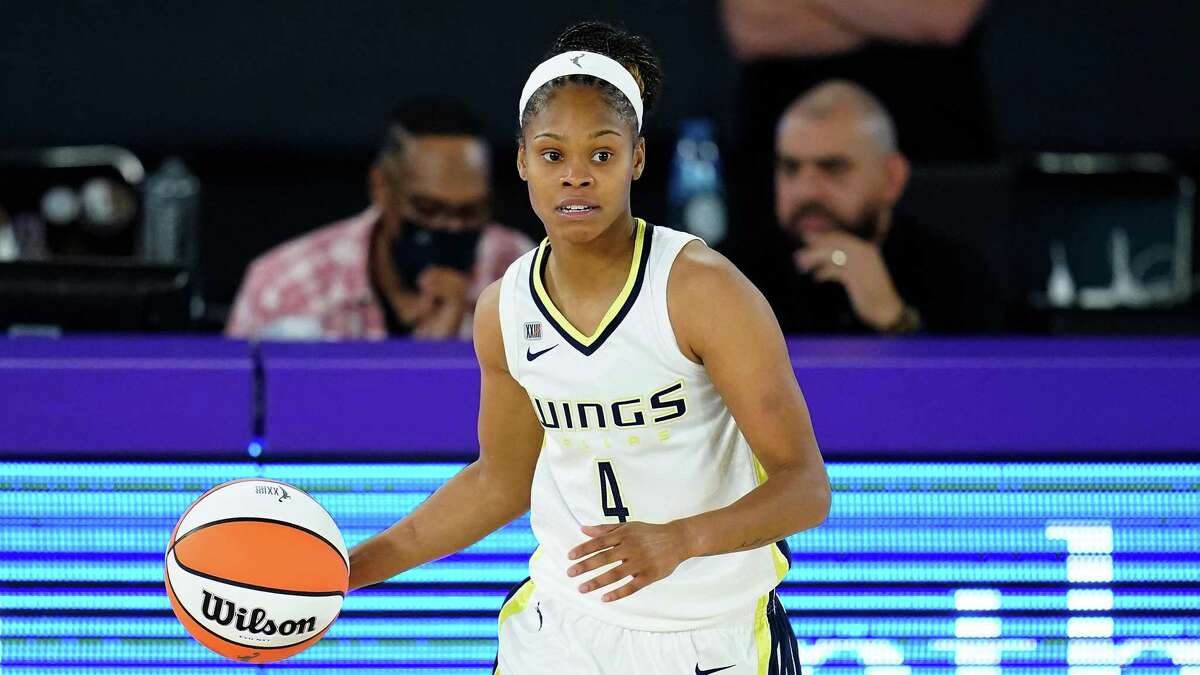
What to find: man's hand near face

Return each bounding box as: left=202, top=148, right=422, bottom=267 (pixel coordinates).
left=412, top=266, right=471, bottom=338
left=795, top=230, right=906, bottom=331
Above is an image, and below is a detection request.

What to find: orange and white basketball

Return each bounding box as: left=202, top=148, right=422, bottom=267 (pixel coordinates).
left=164, top=479, right=348, bottom=663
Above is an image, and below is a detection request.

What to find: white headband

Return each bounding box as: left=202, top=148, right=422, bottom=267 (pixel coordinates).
left=518, top=51, right=644, bottom=131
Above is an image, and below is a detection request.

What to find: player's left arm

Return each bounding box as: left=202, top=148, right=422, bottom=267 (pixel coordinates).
left=567, top=242, right=830, bottom=601
left=670, top=243, right=831, bottom=553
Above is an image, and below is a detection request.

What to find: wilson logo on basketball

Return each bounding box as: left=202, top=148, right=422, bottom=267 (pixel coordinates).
left=255, top=485, right=290, bottom=502
left=200, top=590, right=316, bottom=637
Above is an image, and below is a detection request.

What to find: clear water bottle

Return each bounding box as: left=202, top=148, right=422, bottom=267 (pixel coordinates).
left=1046, top=240, right=1075, bottom=308
left=667, top=118, right=727, bottom=245
left=140, top=158, right=200, bottom=265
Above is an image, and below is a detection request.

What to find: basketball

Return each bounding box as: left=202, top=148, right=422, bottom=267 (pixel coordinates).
left=163, top=478, right=348, bottom=663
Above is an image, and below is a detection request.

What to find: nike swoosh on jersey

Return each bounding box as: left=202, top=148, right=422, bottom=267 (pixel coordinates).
left=695, top=666, right=735, bottom=675
left=526, top=345, right=558, bottom=361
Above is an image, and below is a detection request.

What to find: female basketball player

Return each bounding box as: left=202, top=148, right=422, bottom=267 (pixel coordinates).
left=349, top=22, right=830, bottom=674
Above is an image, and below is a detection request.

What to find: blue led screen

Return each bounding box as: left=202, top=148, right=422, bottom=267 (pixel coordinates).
left=1, top=461, right=1197, bottom=673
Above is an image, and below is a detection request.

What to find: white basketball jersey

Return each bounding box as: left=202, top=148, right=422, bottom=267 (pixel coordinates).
left=496, top=219, right=789, bottom=632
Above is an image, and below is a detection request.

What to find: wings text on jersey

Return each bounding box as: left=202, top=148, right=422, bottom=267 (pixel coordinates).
left=531, top=381, right=686, bottom=431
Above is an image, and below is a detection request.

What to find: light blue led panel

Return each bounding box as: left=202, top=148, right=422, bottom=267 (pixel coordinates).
left=1, top=461, right=1197, bottom=672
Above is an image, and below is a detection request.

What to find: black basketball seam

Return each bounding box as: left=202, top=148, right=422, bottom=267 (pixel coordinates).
left=171, top=478, right=349, bottom=568
left=168, top=548, right=346, bottom=598
left=172, top=516, right=348, bottom=573
left=167, top=478, right=260, bottom=547
left=253, top=478, right=350, bottom=568
left=165, top=552, right=337, bottom=651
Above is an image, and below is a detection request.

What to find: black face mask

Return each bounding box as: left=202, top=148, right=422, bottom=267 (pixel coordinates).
left=391, top=218, right=482, bottom=286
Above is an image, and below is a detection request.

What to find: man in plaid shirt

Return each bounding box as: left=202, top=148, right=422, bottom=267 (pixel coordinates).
left=227, top=100, right=533, bottom=340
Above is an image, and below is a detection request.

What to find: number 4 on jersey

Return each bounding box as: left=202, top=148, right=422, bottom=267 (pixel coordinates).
left=597, top=460, right=630, bottom=522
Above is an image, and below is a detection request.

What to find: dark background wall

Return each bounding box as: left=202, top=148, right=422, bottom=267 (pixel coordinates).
left=3, top=1, right=1198, bottom=310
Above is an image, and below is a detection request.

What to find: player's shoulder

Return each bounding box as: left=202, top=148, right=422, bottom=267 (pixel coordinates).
left=667, top=239, right=776, bottom=355
left=669, top=239, right=753, bottom=302
left=472, top=279, right=507, bottom=372
left=476, top=277, right=502, bottom=315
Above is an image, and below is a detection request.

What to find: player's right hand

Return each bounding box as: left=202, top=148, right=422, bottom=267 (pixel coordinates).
left=565, top=522, right=692, bottom=602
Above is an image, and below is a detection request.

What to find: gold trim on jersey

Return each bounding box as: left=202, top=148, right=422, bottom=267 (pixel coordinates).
left=497, top=578, right=535, bottom=627
left=531, top=218, right=648, bottom=348
left=493, top=578, right=537, bottom=675
left=752, top=454, right=794, bottom=583
left=754, top=593, right=772, bottom=674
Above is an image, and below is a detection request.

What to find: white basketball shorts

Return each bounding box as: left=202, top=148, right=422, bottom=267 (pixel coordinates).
left=492, top=578, right=802, bottom=675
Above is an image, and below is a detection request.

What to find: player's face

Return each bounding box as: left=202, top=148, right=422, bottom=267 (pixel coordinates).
left=518, top=84, right=645, bottom=244
left=773, top=111, right=895, bottom=244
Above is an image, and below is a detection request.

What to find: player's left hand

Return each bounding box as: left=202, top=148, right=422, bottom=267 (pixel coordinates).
left=795, top=230, right=904, bottom=331
left=566, top=522, right=691, bottom=602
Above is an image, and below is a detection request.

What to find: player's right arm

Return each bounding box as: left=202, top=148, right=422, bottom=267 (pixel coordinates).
left=348, top=280, right=544, bottom=590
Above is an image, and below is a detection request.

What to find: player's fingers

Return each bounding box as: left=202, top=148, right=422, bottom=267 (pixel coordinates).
left=569, top=536, right=618, bottom=560
left=602, top=575, right=649, bottom=602
left=567, top=547, right=622, bottom=577
left=568, top=523, right=624, bottom=559
left=578, top=564, right=633, bottom=594
left=580, top=524, right=619, bottom=537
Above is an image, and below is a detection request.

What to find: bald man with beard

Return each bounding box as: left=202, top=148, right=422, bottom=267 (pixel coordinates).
left=743, top=80, right=994, bottom=334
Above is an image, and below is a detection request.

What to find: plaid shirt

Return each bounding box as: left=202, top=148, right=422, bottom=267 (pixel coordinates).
left=226, top=207, right=533, bottom=340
